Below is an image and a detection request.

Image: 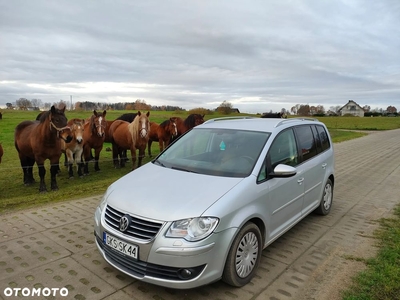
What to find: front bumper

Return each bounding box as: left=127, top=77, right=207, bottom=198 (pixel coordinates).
left=94, top=205, right=237, bottom=289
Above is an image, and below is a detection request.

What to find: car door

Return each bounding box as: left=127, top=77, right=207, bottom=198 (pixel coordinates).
left=293, top=125, right=327, bottom=215
left=261, top=128, right=305, bottom=241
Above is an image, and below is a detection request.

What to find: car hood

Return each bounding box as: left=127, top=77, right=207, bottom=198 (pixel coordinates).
left=105, top=162, right=244, bottom=221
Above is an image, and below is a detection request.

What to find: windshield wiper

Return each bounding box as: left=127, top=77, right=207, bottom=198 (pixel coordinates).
left=153, top=160, right=166, bottom=167
left=171, top=166, right=198, bottom=173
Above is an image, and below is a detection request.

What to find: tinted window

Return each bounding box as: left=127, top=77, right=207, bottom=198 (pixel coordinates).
left=311, top=125, right=322, bottom=153
left=316, top=125, right=330, bottom=151
left=294, top=125, right=317, bottom=162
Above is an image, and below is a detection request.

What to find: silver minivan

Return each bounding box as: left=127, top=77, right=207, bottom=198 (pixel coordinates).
left=94, top=117, right=334, bottom=289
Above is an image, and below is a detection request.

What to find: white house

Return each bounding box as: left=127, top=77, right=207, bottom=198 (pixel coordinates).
left=338, top=100, right=365, bottom=117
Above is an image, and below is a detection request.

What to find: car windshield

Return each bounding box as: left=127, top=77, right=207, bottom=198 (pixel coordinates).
left=154, top=128, right=270, bottom=177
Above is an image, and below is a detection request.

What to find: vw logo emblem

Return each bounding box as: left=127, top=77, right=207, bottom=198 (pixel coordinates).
left=119, top=215, right=131, bottom=232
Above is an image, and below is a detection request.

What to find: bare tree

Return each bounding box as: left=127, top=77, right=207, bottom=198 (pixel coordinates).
left=31, top=98, right=43, bottom=109
left=217, top=100, right=233, bottom=114
left=16, top=98, right=32, bottom=110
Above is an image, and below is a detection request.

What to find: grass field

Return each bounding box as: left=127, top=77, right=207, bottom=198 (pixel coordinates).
left=1, top=110, right=399, bottom=213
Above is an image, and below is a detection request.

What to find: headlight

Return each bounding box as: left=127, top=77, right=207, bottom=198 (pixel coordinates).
left=166, top=217, right=219, bottom=242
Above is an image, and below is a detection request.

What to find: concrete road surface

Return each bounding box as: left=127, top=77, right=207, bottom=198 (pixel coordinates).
left=1, top=129, right=399, bottom=300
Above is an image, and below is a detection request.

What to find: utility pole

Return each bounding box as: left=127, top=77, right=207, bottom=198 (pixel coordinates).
left=70, top=95, right=73, bottom=110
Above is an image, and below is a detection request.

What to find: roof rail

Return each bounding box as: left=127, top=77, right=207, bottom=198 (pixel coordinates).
left=275, top=117, right=318, bottom=127
left=204, top=116, right=257, bottom=124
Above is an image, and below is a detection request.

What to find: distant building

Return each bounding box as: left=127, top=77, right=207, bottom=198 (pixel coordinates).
left=338, top=100, right=365, bottom=117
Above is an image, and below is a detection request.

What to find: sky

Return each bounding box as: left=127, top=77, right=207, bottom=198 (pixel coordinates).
left=1, top=0, right=400, bottom=113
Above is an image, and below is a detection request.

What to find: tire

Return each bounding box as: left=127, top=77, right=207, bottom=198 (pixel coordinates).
left=314, top=178, right=333, bottom=215
left=222, top=222, right=262, bottom=287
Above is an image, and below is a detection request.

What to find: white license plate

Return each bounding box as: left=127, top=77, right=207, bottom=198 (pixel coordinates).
left=103, top=232, right=138, bottom=259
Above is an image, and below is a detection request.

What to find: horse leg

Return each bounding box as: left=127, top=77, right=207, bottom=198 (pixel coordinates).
left=66, top=150, right=74, bottom=179
left=76, top=149, right=84, bottom=178
left=37, top=164, right=47, bottom=192
left=94, top=147, right=102, bottom=172
left=112, top=143, right=120, bottom=169
left=130, top=147, right=137, bottom=170
left=83, top=145, right=91, bottom=175
left=138, top=147, right=145, bottom=168
left=148, top=140, right=153, bottom=157
left=158, top=140, right=164, bottom=153
left=50, top=163, right=59, bottom=191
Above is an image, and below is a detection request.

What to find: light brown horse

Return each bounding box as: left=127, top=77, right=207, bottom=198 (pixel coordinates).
left=174, top=114, right=205, bottom=137
left=110, top=111, right=150, bottom=169
left=14, top=104, right=72, bottom=192
left=61, top=118, right=86, bottom=178
left=147, top=118, right=178, bottom=157
left=82, top=110, right=107, bottom=174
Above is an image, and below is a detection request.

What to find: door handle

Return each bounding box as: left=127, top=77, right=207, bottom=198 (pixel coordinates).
left=322, top=163, right=327, bottom=169
left=297, top=178, right=304, bottom=185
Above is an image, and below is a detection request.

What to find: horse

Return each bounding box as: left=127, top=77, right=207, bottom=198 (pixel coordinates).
left=61, top=118, right=86, bottom=178
left=116, top=113, right=137, bottom=123
left=14, top=104, right=73, bottom=192
left=147, top=118, right=178, bottom=157
left=261, top=112, right=286, bottom=118
left=0, top=143, right=3, bottom=163
left=82, top=110, right=107, bottom=174
left=110, top=111, right=150, bottom=169
left=174, top=114, right=205, bottom=137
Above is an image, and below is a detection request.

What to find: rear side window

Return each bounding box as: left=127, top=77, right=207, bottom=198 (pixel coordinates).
left=294, top=125, right=317, bottom=162
left=316, top=125, right=331, bottom=151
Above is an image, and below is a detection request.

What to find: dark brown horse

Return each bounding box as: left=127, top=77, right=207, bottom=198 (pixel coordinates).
left=260, top=112, right=286, bottom=118
left=147, top=118, right=178, bottom=157
left=0, top=143, right=3, bottom=163
left=82, top=110, right=107, bottom=174
left=110, top=111, right=150, bottom=169
left=174, top=114, right=205, bottom=137
left=14, top=105, right=72, bottom=192
left=61, top=118, right=86, bottom=178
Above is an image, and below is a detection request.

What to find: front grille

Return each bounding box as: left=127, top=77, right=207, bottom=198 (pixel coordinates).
left=105, top=205, right=163, bottom=241
left=96, top=234, right=205, bottom=281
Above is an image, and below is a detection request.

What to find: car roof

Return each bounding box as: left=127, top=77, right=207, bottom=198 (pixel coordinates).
left=199, top=117, right=324, bottom=132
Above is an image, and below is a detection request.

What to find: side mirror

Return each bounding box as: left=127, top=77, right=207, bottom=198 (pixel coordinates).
left=269, top=164, right=297, bottom=178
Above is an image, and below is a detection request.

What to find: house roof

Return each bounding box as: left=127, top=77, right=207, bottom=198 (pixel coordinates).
left=338, top=100, right=364, bottom=112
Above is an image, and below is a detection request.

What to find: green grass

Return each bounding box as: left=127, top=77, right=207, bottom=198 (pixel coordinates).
left=0, top=111, right=398, bottom=213
left=342, top=205, right=400, bottom=300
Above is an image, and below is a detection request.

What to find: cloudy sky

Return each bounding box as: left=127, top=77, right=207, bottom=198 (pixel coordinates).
left=1, top=0, right=399, bottom=113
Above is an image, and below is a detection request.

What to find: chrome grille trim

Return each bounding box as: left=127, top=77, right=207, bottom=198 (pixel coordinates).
left=104, top=205, right=163, bottom=241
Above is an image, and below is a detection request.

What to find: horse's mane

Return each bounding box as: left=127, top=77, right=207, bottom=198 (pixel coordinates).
left=37, top=111, right=50, bottom=122
left=184, top=114, right=200, bottom=127
left=128, top=115, right=140, bottom=142
left=159, top=120, right=169, bottom=128
left=117, top=113, right=137, bottom=123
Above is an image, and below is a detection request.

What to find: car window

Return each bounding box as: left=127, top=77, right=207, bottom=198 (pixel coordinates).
left=316, top=125, right=331, bottom=151
left=294, top=125, right=317, bottom=162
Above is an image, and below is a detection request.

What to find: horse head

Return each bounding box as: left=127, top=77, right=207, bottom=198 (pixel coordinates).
left=92, top=110, right=107, bottom=137
left=136, top=111, right=150, bottom=138
left=49, top=105, right=73, bottom=143
left=70, top=119, right=85, bottom=144
left=169, top=117, right=178, bottom=138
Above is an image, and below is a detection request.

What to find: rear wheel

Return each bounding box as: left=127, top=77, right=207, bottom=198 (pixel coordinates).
left=222, top=222, right=262, bottom=287
left=315, top=178, right=333, bottom=215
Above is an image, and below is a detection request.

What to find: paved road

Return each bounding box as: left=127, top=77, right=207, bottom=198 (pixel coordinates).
left=1, top=129, right=400, bottom=300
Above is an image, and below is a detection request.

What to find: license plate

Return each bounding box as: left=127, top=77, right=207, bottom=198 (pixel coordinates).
left=103, top=232, right=138, bottom=259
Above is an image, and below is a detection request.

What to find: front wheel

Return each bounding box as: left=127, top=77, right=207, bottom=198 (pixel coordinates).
left=314, top=178, right=333, bottom=215
left=222, top=222, right=262, bottom=287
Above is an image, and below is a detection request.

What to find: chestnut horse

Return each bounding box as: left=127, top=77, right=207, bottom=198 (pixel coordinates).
left=174, top=114, right=205, bottom=137
left=147, top=118, right=178, bottom=157
left=110, top=111, right=150, bottom=169
left=14, top=105, right=72, bottom=192
left=82, top=110, right=107, bottom=174
left=61, top=118, right=86, bottom=178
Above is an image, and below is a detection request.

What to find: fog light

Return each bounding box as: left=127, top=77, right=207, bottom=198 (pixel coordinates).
left=178, top=268, right=192, bottom=279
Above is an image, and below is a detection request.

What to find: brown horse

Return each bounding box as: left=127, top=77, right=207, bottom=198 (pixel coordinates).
left=82, top=110, right=107, bottom=174
left=0, top=143, right=3, bottom=163
left=14, top=105, right=72, bottom=192
left=61, top=118, right=86, bottom=178
left=174, top=114, right=205, bottom=137
left=147, top=118, right=178, bottom=157
left=110, top=111, right=150, bottom=169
